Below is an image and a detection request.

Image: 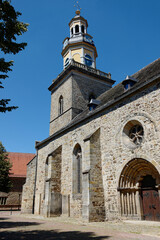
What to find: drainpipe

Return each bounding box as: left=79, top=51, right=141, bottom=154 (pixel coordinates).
left=32, top=141, right=40, bottom=214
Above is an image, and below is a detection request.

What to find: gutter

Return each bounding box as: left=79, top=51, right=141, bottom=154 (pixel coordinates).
left=32, top=144, right=39, bottom=214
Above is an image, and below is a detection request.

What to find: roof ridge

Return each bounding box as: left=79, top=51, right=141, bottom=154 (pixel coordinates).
left=132, top=58, right=160, bottom=77
left=8, top=152, right=36, bottom=154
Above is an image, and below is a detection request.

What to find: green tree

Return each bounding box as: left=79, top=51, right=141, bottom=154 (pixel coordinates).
left=0, top=0, right=28, bottom=112
left=0, top=141, right=12, bottom=192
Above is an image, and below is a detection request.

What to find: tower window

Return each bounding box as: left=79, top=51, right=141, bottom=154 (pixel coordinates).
left=81, top=25, right=84, bottom=33
left=85, top=54, right=92, bottom=67
left=75, top=25, right=79, bottom=33
left=65, top=58, right=69, bottom=68
left=59, top=95, right=63, bottom=115
left=71, top=27, right=73, bottom=35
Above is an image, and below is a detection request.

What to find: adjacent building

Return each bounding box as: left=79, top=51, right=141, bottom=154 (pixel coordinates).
left=0, top=152, right=35, bottom=208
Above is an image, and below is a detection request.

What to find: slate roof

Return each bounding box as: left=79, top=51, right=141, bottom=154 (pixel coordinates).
left=8, top=152, right=36, bottom=177
left=98, top=58, right=160, bottom=106
left=36, top=58, right=160, bottom=149
left=66, top=58, right=160, bottom=125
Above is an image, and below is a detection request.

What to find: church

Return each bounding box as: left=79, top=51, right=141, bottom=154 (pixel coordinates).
left=21, top=9, right=160, bottom=222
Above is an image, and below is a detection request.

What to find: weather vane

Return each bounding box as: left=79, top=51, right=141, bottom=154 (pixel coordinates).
left=74, top=1, right=82, bottom=12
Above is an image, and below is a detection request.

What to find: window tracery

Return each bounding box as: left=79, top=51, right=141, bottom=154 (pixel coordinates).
left=122, top=120, right=144, bottom=149
left=129, top=125, right=144, bottom=145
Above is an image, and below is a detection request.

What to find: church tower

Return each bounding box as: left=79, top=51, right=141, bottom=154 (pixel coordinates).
left=62, top=9, right=97, bottom=69
left=49, top=10, right=115, bottom=135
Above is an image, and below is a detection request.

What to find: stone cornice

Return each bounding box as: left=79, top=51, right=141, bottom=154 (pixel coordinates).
left=48, top=61, right=114, bottom=92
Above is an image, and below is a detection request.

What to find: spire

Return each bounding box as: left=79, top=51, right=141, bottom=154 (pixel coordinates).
left=75, top=9, right=80, bottom=15
left=74, top=1, right=81, bottom=15
left=62, top=6, right=98, bottom=69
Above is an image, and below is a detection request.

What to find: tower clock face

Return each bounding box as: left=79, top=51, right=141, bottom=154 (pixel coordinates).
left=85, top=54, right=92, bottom=67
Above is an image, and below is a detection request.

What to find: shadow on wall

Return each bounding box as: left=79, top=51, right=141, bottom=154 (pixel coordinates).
left=0, top=230, right=110, bottom=240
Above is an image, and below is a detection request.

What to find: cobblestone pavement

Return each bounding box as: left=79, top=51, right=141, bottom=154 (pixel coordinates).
left=0, top=212, right=160, bottom=240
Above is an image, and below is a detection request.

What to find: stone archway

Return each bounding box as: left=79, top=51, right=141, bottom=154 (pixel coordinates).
left=118, top=158, right=160, bottom=221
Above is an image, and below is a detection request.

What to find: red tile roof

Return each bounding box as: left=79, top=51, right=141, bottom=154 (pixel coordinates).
left=8, top=152, right=36, bottom=178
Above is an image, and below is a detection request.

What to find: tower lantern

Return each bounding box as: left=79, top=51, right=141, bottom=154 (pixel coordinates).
left=62, top=10, right=98, bottom=69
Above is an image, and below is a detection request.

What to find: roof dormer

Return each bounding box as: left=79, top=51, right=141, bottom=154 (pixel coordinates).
left=122, top=75, right=138, bottom=91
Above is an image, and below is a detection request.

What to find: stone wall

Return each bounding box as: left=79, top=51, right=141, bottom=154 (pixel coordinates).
left=50, top=76, right=72, bottom=135
left=5, top=177, right=25, bottom=206
left=89, top=129, right=105, bottom=221
left=21, top=157, right=36, bottom=214
left=100, top=82, right=160, bottom=220
left=49, top=146, right=62, bottom=216
left=49, top=71, right=113, bottom=135
left=27, top=80, right=160, bottom=221
left=72, top=73, right=112, bottom=118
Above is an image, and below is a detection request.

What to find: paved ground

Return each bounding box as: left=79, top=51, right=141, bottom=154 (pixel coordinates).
left=0, top=212, right=160, bottom=240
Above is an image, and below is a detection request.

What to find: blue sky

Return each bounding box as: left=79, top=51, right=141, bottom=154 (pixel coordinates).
left=1, top=0, right=160, bottom=153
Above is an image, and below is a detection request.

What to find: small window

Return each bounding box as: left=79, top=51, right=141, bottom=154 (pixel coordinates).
left=75, top=25, right=79, bottom=33
left=85, top=54, right=92, bottom=67
left=71, top=27, right=73, bottom=35
left=81, top=25, right=84, bottom=33
left=65, top=58, right=69, bottom=68
left=59, top=96, right=63, bottom=115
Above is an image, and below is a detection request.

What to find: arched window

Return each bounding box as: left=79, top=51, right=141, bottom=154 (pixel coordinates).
left=71, top=27, right=73, bottom=35
left=81, top=25, right=84, bottom=33
left=59, top=95, right=63, bottom=115
left=45, top=158, right=49, bottom=179
left=85, top=54, right=92, bottom=67
left=75, top=25, right=79, bottom=33
left=73, top=144, right=82, bottom=194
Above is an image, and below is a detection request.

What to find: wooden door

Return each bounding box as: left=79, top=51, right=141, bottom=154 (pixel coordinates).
left=152, top=190, right=160, bottom=221
left=142, top=189, right=160, bottom=221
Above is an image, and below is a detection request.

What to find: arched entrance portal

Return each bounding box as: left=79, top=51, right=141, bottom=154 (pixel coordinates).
left=118, top=159, right=160, bottom=221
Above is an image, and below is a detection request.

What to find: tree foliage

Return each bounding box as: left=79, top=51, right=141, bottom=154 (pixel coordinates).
left=0, top=0, right=28, bottom=112
left=0, top=141, right=12, bottom=192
